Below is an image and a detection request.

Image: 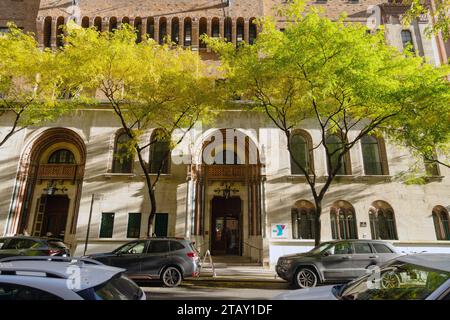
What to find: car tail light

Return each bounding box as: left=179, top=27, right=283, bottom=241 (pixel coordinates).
left=187, top=252, right=198, bottom=259
left=47, top=249, right=63, bottom=256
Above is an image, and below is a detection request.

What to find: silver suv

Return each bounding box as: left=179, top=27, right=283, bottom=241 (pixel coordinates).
left=0, top=256, right=146, bottom=300
left=87, top=237, right=200, bottom=287
left=276, top=240, right=401, bottom=288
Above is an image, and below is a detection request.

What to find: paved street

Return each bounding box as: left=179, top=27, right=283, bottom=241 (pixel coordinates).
left=140, top=280, right=292, bottom=300
left=144, top=286, right=288, bottom=300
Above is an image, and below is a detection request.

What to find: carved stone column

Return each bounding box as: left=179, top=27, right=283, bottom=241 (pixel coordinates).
left=219, top=18, right=224, bottom=39
left=102, top=17, right=109, bottom=33
left=166, top=17, right=172, bottom=43
left=192, top=18, right=199, bottom=50
left=141, top=18, right=148, bottom=39
left=244, top=18, right=249, bottom=44
left=231, top=18, right=237, bottom=47
left=50, top=17, right=57, bottom=49
left=206, top=18, right=212, bottom=52
left=154, top=17, right=160, bottom=44
left=179, top=18, right=185, bottom=47
left=36, top=17, right=45, bottom=48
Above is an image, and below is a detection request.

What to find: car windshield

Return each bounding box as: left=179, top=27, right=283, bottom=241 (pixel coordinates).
left=308, top=243, right=333, bottom=255
left=78, top=274, right=143, bottom=300
left=338, top=261, right=450, bottom=300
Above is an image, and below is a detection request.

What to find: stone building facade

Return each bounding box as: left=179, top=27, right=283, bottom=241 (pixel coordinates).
left=0, top=0, right=449, bottom=267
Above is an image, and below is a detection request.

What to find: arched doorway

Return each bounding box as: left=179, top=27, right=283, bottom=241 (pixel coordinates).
left=6, top=128, right=86, bottom=246
left=191, top=129, right=262, bottom=259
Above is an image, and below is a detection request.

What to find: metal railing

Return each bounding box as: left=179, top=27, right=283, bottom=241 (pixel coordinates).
left=242, top=241, right=263, bottom=264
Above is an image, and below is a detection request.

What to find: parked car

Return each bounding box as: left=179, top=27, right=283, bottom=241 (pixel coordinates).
left=274, top=253, right=450, bottom=300
left=86, top=237, right=200, bottom=287
left=276, top=240, right=401, bottom=288
left=0, top=236, right=70, bottom=259
left=0, top=256, right=145, bottom=300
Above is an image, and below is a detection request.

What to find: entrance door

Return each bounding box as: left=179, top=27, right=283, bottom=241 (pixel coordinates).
left=41, top=195, right=70, bottom=239
left=211, top=196, right=241, bottom=255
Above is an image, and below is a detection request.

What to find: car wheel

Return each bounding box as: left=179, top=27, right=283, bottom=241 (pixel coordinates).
left=381, top=272, right=401, bottom=289
left=161, top=266, right=182, bottom=287
left=294, top=267, right=318, bottom=289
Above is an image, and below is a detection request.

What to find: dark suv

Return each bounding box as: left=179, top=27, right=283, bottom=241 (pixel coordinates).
left=0, top=236, right=70, bottom=259
left=87, top=237, right=200, bottom=287
left=276, top=240, right=401, bottom=288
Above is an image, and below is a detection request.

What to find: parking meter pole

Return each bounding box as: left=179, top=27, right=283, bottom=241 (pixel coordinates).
left=83, top=194, right=95, bottom=256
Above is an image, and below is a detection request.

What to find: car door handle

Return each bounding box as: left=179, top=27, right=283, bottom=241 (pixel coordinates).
left=369, top=255, right=379, bottom=259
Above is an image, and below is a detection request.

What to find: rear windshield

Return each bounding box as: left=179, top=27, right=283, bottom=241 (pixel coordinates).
left=77, top=274, right=143, bottom=300
left=48, top=241, right=68, bottom=249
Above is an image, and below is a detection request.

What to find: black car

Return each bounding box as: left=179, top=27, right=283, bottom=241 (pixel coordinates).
left=0, top=236, right=70, bottom=259
left=87, top=237, right=200, bottom=287
left=276, top=240, right=401, bottom=288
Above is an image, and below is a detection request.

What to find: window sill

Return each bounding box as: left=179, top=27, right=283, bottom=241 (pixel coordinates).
left=424, top=176, right=444, bottom=182
left=103, top=173, right=135, bottom=179
left=353, top=175, right=392, bottom=182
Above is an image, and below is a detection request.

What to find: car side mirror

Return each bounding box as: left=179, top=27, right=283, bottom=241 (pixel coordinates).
left=323, top=251, right=330, bottom=257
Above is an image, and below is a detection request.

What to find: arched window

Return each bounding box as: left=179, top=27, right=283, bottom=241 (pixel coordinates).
left=212, top=18, right=220, bottom=38
left=292, top=200, right=315, bottom=239
left=369, top=201, right=398, bottom=240
left=224, top=17, right=232, bottom=42
left=112, top=132, right=133, bottom=173
left=171, top=17, right=179, bottom=44
left=330, top=201, right=357, bottom=239
left=361, top=135, right=388, bottom=175
left=56, top=17, right=65, bottom=48
left=433, top=206, right=450, bottom=240
left=401, top=30, right=415, bottom=52
left=213, top=150, right=242, bottom=165
left=43, top=17, right=52, bottom=48
left=199, top=17, right=207, bottom=48
left=81, top=17, right=90, bottom=29
left=290, top=130, right=314, bottom=175
left=326, top=134, right=351, bottom=175
left=236, top=18, right=244, bottom=46
left=122, top=17, right=130, bottom=26
left=184, top=17, right=192, bottom=46
left=159, top=17, right=167, bottom=44
left=134, top=17, right=142, bottom=43
left=147, top=17, right=155, bottom=39
left=94, top=17, right=102, bottom=31
left=109, top=17, right=118, bottom=32
left=48, top=149, right=75, bottom=164
left=149, top=130, right=170, bottom=174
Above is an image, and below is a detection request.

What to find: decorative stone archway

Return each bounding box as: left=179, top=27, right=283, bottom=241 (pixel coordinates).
left=6, top=128, right=86, bottom=246
left=189, top=128, right=263, bottom=260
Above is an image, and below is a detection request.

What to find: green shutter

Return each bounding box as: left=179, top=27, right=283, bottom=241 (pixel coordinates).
left=127, top=213, right=141, bottom=238
left=100, top=213, right=115, bottom=238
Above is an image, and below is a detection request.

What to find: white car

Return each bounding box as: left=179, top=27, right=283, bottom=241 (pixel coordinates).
left=0, top=256, right=146, bottom=300
left=274, top=254, right=450, bottom=300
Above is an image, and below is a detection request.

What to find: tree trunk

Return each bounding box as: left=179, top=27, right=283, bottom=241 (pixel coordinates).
left=313, top=199, right=322, bottom=247
left=135, top=147, right=157, bottom=238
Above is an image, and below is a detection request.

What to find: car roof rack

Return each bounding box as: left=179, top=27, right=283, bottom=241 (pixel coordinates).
left=0, top=256, right=104, bottom=266
left=0, top=269, right=68, bottom=279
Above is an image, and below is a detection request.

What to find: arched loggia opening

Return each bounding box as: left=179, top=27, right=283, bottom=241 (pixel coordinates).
left=5, top=128, right=86, bottom=248
left=190, top=129, right=263, bottom=261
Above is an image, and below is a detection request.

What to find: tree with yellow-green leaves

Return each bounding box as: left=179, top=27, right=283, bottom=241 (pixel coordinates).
left=0, top=24, right=69, bottom=147
left=205, top=0, right=450, bottom=246
left=60, top=24, right=220, bottom=236
left=403, top=0, right=450, bottom=40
